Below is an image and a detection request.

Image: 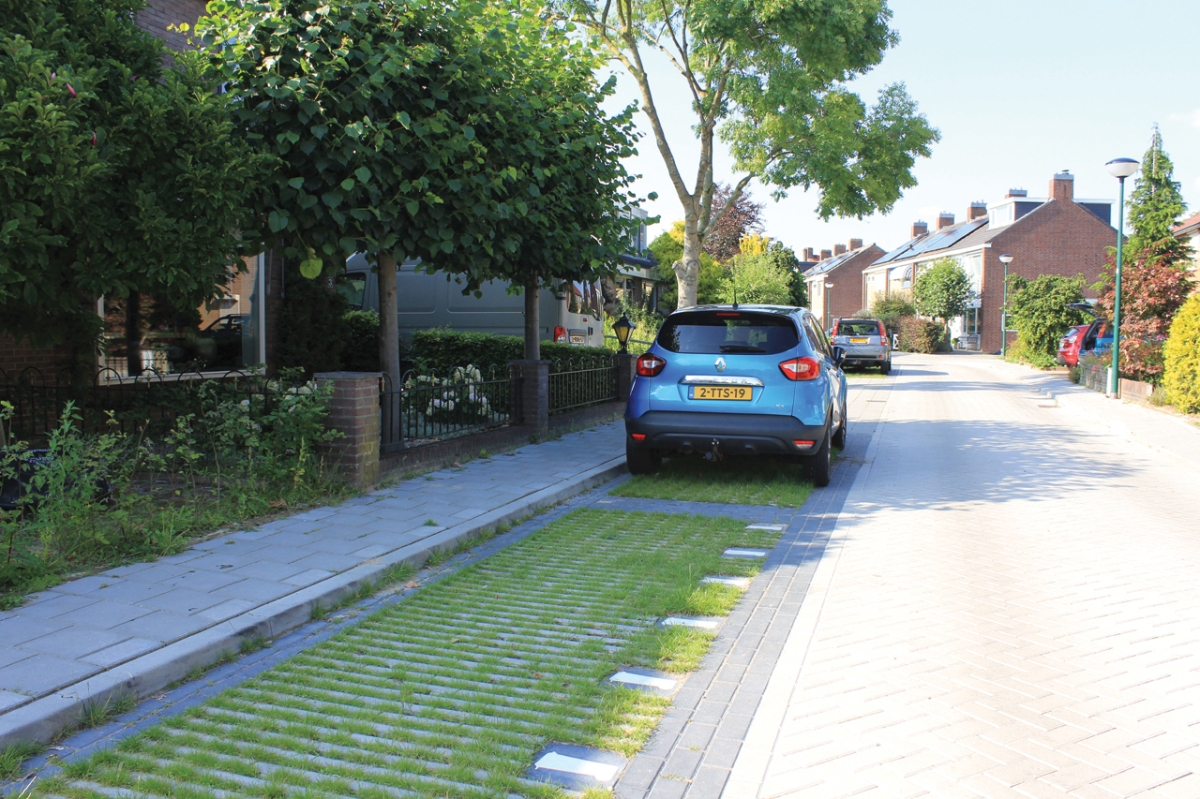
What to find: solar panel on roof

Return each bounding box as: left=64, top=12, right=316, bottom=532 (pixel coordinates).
left=930, top=218, right=986, bottom=251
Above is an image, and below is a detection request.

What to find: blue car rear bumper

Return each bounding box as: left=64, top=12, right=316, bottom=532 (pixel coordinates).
left=625, top=411, right=826, bottom=456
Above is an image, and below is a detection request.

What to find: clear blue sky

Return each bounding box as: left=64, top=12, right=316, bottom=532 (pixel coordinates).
left=606, top=0, right=1200, bottom=256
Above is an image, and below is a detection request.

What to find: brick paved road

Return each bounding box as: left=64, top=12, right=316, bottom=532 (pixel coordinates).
left=727, top=354, right=1200, bottom=798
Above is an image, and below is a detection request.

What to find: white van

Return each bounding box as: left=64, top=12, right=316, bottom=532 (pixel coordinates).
left=340, top=254, right=606, bottom=347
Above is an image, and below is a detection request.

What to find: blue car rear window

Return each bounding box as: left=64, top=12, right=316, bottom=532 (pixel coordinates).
left=657, top=312, right=799, bottom=355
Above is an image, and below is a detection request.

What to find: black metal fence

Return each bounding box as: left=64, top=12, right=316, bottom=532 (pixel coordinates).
left=380, top=365, right=512, bottom=454
left=379, top=356, right=620, bottom=451
left=0, top=367, right=291, bottom=446
left=549, top=356, right=618, bottom=416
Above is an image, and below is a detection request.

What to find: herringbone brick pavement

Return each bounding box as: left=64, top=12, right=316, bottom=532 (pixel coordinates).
left=727, top=354, right=1200, bottom=799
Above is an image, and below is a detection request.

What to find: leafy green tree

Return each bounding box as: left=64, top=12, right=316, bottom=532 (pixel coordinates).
left=201, top=0, right=641, bottom=376
left=1126, top=126, right=1191, bottom=263
left=1006, top=274, right=1088, bottom=367
left=912, top=258, right=973, bottom=332
left=557, top=0, right=939, bottom=308
left=0, top=0, right=267, bottom=369
left=721, top=252, right=792, bottom=305
left=460, top=17, right=643, bottom=360
left=871, top=293, right=916, bottom=334
left=201, top=0, right=486, bottom=388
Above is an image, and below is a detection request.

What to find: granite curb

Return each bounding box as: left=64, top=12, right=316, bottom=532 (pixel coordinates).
left=0, top=454, right=626, bottom=750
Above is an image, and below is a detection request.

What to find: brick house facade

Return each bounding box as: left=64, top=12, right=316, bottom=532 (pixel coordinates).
left=803, top=241, right=887, bottom=329
left=861, top=172, right=1115, bottom=353
left=135, top=0, right=206, bottom=52
left=1173, top=212, right=1200, bottom=293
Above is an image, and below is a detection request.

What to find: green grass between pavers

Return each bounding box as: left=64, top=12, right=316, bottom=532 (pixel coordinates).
left=612, top=455, right=815, bottom=507
left=33, top=510, right=779, bottom=799
left=1, top=741, right=42, bottom=781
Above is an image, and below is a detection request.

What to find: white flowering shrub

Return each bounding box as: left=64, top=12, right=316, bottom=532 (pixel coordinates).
left=405, top=364, right=495, bottom=425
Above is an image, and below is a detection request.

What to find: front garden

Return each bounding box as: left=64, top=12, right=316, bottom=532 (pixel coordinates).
left=0, top=371, right=350, bottom=608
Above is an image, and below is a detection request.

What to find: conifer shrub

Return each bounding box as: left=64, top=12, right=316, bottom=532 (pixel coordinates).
left=1163, top=294, right=1200, bottom=413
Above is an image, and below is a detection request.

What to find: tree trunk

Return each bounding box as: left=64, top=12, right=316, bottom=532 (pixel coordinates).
left=377, top=251, right=400, bottom=389
left=125, top=292, right=142, bottom=376
left=524, top=277, right=540, bottom=361
left=675, top=213, right=702, bottom=308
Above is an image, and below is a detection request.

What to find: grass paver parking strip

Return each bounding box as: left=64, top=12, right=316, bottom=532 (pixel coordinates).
left=610, top=457, right=815, bottom=507
left=30, top=510, right=780, bottom=799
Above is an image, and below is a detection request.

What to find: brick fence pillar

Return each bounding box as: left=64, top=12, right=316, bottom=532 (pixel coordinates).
left=508, top=360, right=549, bottom=433
left=315, top=372, right=381, bottom=489
left=615, top=353, right=637, bottom=402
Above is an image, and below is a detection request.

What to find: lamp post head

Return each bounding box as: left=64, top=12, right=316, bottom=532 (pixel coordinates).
left=612, top=315, right=636, bottom=353
left=998, top=254, right=1014, bottom=265
left=824, top=283, right=834, bottom=289
left=1106, top=158, right=1139, bottom=180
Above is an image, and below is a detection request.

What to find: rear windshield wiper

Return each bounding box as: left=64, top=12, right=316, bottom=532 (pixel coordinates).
left=719, top=344, right=766, bottom=353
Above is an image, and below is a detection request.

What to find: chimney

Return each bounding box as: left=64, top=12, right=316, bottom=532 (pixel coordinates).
left=849, top=238, right=863, bottom=251
left=820, top=249, right=832, bottom=260
left=937, top=212, right=955, bottom=231
left=802, top=247, right=815, bottom=262
left=1050, top=170, right=1074, bottom=202
left=967, top=202, right=987, bottom=221
left=834, top=244, right=847, bottom=256
left=1006, top=188, right=1027, bottom=198
left=911, top=221, right=928, bottom=237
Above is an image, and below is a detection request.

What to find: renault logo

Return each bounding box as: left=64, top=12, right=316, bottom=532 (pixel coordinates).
left=715, top=357, right=726, bottom=372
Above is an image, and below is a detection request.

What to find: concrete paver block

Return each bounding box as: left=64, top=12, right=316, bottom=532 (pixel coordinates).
left=20, top=628, right=131, bottom=660
left=80, top=638, right=161, bottom=668
left=112, top=610, right=211, bottom=642
left=158, top=569, right=242, bottom=593
left=136, top=587, right=227, bottom=616
left=16, top=593, right=94, bottom=620
left=0, top=655, right=93, bottom=696
left=54, top=600, right=156, bottom=630
left=0, top=615, right=69, bottom=647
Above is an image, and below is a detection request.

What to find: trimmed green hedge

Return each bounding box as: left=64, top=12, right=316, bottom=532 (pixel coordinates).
left=340, top=310, right=380, bottom=372
left=411, top=328, right=614, bottom=376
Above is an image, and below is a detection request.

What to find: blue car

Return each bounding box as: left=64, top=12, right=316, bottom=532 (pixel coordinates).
left=624, top=305, right=848, bottom=487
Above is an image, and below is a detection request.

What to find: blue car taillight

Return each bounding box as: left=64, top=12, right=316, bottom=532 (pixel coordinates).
left=779, top=357, right=820, bottom=381
left=636, top=353, right=666, bottom=377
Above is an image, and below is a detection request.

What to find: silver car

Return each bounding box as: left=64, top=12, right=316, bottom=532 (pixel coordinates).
left=829, top=318, right=891, bottom=374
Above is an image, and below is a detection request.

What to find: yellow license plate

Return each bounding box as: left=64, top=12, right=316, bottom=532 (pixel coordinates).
left=692, top=385, right=752, bottom=401
left=849, top=337, right=869, bottom=344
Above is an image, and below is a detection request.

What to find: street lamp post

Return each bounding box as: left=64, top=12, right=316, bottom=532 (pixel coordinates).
left=1106, top=157, right=1139, bottom=398
left=824, top=282, right=834, bottom=330
left=998, top=254, right=1013, bottom=357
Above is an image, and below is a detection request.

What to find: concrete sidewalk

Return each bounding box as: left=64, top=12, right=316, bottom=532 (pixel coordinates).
left=0, top=421, right=626, bottom=749
left=1012, top=361, right=1200, bottom=472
